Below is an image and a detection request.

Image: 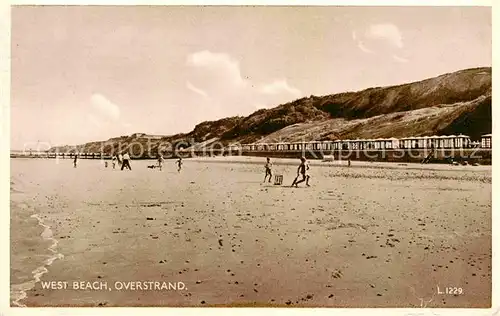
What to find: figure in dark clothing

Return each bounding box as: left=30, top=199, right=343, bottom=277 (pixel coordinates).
left=176, top=157, right=183, bottom=173
left=121, top=152, right=132, bottom=170
left=291, top=157, right=310, bottom=187
left=263, top=157, right=272, bottom=183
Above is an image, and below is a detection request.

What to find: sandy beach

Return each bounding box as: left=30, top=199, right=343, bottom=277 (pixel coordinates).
left=10, top=157, right=491, bottom=307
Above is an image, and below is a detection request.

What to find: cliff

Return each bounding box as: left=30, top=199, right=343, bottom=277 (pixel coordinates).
left=49, top=67, right=492, bottom=155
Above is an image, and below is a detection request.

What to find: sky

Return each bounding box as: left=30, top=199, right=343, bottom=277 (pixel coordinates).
left=10, top=6, right=491, bottom=149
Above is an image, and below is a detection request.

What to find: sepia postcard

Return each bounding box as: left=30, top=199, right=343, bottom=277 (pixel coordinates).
left=4, top=2, right=496, bottom=315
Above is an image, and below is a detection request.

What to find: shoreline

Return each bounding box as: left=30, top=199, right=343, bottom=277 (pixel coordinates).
left=10, top=201, right=65, bottom=307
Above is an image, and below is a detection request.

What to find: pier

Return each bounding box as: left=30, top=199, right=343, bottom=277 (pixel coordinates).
left=10, top=151, right=108, bottom=159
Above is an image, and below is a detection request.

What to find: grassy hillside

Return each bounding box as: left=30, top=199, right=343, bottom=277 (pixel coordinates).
left=222, top=67, right=491, bottom=143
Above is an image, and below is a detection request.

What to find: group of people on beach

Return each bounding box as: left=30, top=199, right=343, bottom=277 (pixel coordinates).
left=264, top=156, right=311, bottom=187
left=107, top=153, right=182, bottom=172
left=74, top=151, right=183, bottom=172
left=75, top=151, right=308, bottom=185
left=155, top=155, right=183, bottom=172
left=105, top=153, right=132, bottom=170
left=73, top=152, right=132, bottom=170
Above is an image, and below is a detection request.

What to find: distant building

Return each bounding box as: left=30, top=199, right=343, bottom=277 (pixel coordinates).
left=130, top=133, right=168, bottom=140
left=481, top=134, right=492, bottom=148
left=143, top=134, right=168, bottom=140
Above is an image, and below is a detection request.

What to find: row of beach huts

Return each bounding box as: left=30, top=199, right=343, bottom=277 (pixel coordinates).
left=230, top=134, right=492, bottom=152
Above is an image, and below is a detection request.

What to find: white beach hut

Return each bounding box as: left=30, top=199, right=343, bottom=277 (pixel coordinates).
left=481, top=134, right=492, bottom=148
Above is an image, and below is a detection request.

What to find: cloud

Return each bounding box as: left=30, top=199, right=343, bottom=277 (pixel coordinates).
left=186, top=50, right=302, bottom=118
left=85, top=93, right=133, bottom=140
left=259, top=79, right=301, bottom=97
left=357, top=41, right=374, bottom=54
left=352, top=24, right=407, bottom=60
left=352, top=30, right=373, bottom=54
left=392, top=54, right=409, bottom=63
left=186, top=81, right=208, bottom=98
left=90, top=93, right=120, bottom=121
left=87, top=113, right=102, bottom=127
left=365, top=23, right=404, bottom=49
left=186, top=50, right=246, bottom=89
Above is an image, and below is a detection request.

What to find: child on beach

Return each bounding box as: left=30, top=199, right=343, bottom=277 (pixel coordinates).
left=112, top=155, right=117, bottom=169
left=158, top=154, right=164, bottom=171
left=263, top=157, right=272, bottom=183
left=176, top=157, right=183, bottom=173
left=73, top=154, right=78, bottom=168
left=291, top=157, right=310, bottom=187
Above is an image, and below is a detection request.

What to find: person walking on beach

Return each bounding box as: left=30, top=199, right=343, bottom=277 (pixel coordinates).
left=157, top=154, right=164, bottom=171
left=291, top=157, right=310, bottom=187
left=73, top=154, right=78, bottom=168
left=263, top=157, right=273, bottom=183
left=176, top=157, right=183, bottom=173
left=112, top=155, right=117, bottom=169
left=121, top=152, right=132, bottom=170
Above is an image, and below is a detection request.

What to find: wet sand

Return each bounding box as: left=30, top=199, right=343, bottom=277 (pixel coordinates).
left=10, top=157, right=492, bottom=307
